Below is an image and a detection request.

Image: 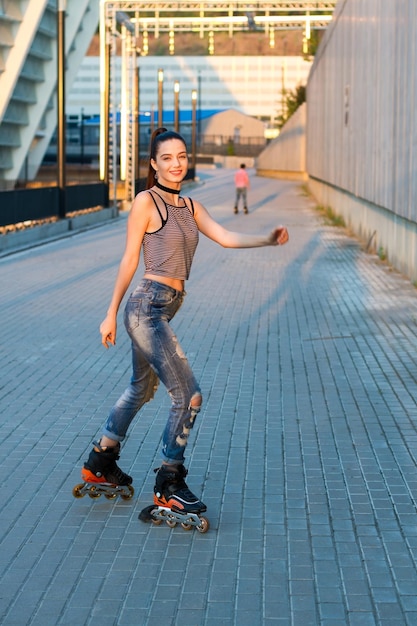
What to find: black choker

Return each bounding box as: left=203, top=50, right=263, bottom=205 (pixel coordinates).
left=155, top=181, right=180, bottom=195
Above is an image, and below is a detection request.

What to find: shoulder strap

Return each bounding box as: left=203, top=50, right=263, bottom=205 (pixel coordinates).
left=185, top=197, right=195, bottom=215
left=147, top=190, right=168, bottom=225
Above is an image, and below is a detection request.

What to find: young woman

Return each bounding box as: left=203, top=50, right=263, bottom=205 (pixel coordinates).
left=80, top=128, right=289, bottom=515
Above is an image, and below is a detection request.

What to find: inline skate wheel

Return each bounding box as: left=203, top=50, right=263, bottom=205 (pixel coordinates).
left=166, top=518, right=177, bottom=528
left=120, top=485, right=135, bottom=500
left=196, top=516, right=210, bottom=534
left=88, top=487, right=101, bottom=499
left=72, top=484, right=85, bottom=499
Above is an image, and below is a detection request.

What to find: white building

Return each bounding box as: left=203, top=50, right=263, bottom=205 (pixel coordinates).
left=0, top=0, right=99, bottom=188
left=68, top=55, right=312, bottom=122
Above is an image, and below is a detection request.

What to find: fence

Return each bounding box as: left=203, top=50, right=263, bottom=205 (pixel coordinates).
left=0, top=182, right=108, bottom=227
left=199, top=135, right=266, bottom=157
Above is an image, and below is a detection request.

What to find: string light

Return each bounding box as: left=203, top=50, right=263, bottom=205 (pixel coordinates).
left=208, top=30, right=214, bottom=55
left=169, top=20, right=175, bottom=55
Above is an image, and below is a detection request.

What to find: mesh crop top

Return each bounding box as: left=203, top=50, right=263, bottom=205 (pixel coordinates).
left=143, top=190, right=199, bottom=281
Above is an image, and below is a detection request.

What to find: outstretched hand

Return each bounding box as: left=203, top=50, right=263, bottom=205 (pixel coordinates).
left=270, top=226, right=289, bottom=246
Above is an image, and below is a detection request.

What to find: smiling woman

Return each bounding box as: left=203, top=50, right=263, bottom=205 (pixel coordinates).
left=75, top=127, right=289, bottom=531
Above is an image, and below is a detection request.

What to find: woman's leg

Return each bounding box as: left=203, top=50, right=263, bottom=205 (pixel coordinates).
left=82, top=297, right=159, bottom=485
left=126, top=281, right=205, bottom=512
left=129, top=306, right=202, bottom=465
left=137, top=318, right=205, bottom=511
left=101, top=342, right=159, bottom=442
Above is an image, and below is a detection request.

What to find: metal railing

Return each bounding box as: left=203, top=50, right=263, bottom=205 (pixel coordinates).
left=0, top=183, right=109, bottom=227
left=199, top=135, right=267, bottom=157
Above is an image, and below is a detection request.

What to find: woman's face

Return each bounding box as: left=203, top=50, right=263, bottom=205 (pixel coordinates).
left=151, top=138, right=188, bottom=185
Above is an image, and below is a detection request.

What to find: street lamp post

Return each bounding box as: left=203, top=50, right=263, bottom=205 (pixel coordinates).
left=80, top=107, right=84, bottom=165
left=158, top=68, right=164, bottom=126
left=150, top=104, right=155, bottom=134
left=191, top=89, right=197, bottom=177
left=174, top=81, right=180, bottom=132
left=197, top=71, right=201, bottom=144
left=57, top=0, right=66, bottom=218
left=99, top=0, right=110, bottom=187
left=134, top=67, right=140, bottom=181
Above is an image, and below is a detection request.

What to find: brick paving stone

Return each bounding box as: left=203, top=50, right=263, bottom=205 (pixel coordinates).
left=1, top=168, right=417, bottom=625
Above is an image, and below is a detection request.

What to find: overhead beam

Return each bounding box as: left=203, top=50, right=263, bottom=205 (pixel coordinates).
left=103, top=1, right=336, bottom=11
left=132, top=15, right=333, bottom=32
left=100, top=0, right=337, bottom=202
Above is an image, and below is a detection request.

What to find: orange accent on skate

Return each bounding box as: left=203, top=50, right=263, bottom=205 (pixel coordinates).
left=153, top=494, right=167, bottom=506
left=81, top=468, right=108, bottom=484
left=153, top=494, right=184, bottom=510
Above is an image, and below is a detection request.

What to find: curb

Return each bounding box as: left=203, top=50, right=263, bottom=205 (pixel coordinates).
left=0, top=206, right=118, bottom=258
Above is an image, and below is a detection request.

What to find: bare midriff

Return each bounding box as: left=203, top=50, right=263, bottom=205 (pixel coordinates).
left=144, top=273, right=184, bottom=293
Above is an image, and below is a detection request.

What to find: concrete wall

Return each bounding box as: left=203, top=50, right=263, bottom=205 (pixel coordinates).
left=306, top=0, right=417, bottom=282
left=257, top=103, right=307, bottom=181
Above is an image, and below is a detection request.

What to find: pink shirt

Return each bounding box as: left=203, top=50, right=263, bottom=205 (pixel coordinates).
left=234, top=169, right=249, bottom=188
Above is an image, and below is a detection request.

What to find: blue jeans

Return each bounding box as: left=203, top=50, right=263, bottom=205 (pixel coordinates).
left=102, top=279, right=202, bottom=464
left=235, top=187, right=247, bottom=208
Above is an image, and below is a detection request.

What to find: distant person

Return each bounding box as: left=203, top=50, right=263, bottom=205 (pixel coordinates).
left=234, top=163, right=250, bottom=214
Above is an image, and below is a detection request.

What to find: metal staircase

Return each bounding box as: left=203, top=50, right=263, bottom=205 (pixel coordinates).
left=0, top=0, right=99, bottom=190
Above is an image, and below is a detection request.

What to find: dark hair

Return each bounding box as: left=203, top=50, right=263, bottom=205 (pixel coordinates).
left=146, top=127, right=188, bottom=189
left=240, top=163, right=246, bottom=168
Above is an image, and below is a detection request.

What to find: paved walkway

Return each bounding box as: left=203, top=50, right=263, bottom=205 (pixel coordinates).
left=1, top=169, right=417, bottom=626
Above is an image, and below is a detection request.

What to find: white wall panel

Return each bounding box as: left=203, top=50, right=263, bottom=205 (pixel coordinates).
left=306, top=0, right=417, bottom=280
left=308, top=0, right=417, bottom=220
left=257, top=103, right=306, bottom=179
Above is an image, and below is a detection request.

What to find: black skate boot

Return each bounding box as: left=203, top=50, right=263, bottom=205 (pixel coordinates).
left=153, top=464, right=206, bottom=514
left=81, top=441, right=133, bottom=486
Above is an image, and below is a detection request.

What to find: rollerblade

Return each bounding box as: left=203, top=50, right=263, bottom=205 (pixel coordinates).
left=72, top=441, right=134, bottom=501
left=139, top=465, right=209, bottom=533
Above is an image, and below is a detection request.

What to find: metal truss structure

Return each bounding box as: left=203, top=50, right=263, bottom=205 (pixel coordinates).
left=99, top=1, right=337, bottom=202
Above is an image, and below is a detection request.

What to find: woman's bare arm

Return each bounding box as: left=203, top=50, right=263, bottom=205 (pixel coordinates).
left=100, top=193, right=152, bottom=348
left=193, top=200, right=289, bottom=248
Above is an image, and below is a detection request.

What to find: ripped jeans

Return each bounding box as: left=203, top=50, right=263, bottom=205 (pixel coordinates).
left=101, top=279, right=202, bottom=464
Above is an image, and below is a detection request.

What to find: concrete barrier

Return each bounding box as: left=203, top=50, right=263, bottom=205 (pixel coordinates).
left=257, top=103, right=307, bottom=181
left=0, top=206, right=118, bottom=256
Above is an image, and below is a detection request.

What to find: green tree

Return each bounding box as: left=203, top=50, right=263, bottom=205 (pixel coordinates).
left=277, top=84, right=306, bottom=129
left=304, top=29, right=323, bottom=58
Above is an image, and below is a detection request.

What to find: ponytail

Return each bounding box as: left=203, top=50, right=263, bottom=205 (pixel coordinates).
left=146, top=127, right=188, bottom=189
